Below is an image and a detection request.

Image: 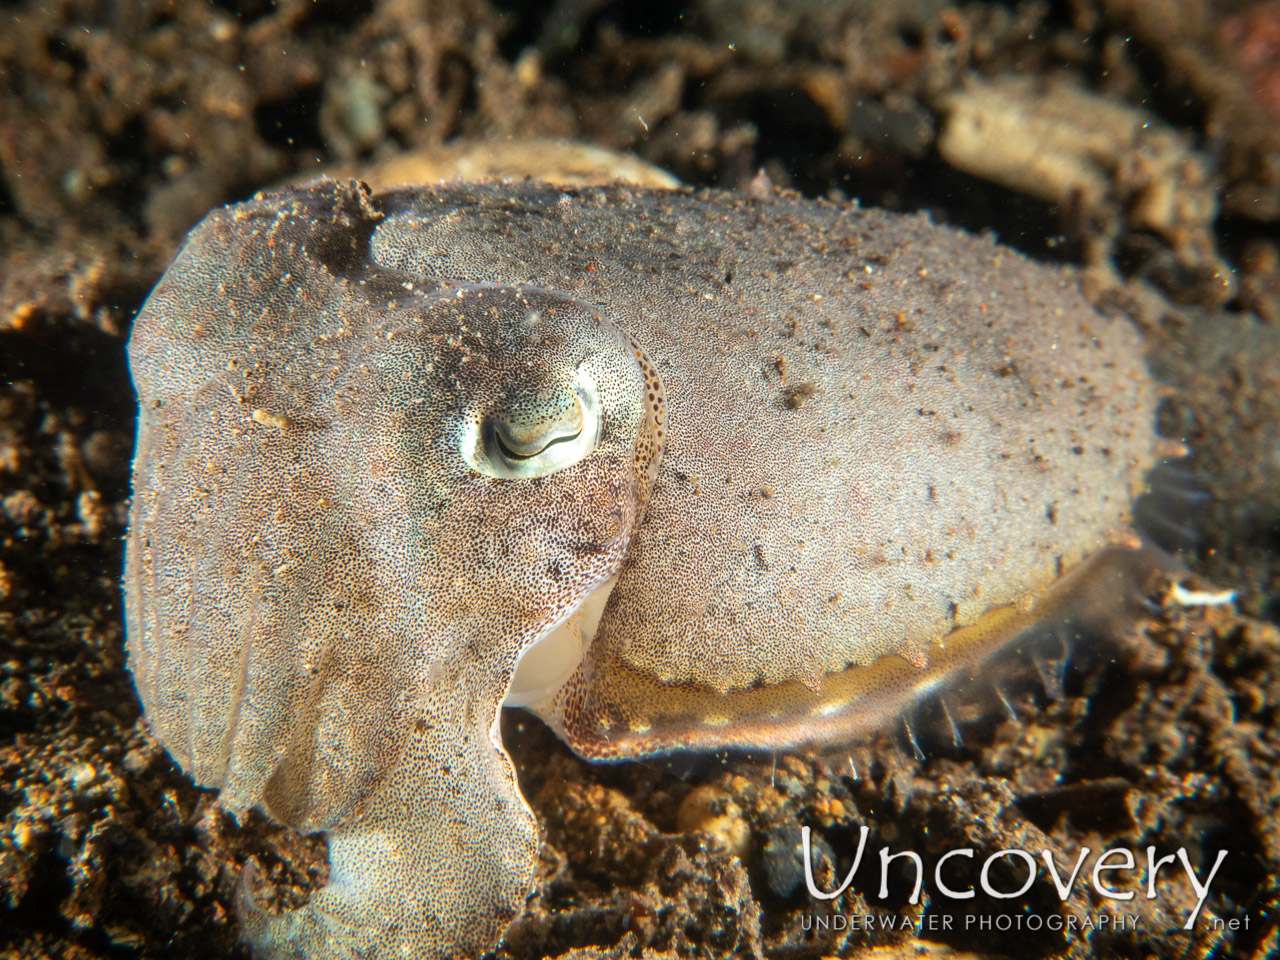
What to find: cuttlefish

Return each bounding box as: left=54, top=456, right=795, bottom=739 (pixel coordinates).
left=123, top=177, right=1167, bottom=959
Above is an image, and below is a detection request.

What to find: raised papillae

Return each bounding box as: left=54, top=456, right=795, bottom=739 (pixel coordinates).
left=124, top=179, right=1163, bottom=959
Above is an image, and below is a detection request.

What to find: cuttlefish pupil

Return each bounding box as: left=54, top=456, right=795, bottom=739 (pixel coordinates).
left=470, top=370, right=604, bottom=479
left=492, top=394, right=584, bottom=459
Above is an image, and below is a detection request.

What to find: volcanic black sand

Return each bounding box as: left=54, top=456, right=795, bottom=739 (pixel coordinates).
left=2, top=2, right=1279, bottom=959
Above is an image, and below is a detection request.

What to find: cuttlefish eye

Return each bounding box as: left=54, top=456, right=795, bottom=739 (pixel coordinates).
left=463, top=366, right=604, bottom=480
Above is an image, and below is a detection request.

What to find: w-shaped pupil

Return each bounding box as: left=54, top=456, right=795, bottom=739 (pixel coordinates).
left=492, top=420, right=584, bottom=460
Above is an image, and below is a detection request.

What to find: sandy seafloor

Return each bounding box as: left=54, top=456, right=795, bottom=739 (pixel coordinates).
left=2, top=1, right=1280, bottom=958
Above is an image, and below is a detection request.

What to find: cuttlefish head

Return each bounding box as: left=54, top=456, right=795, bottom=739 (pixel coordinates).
left=122, top=180, right=668, bottom=959
left=235, top=282, right=665, bottom=960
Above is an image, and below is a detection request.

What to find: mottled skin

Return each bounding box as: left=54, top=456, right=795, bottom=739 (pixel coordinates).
left=124, top=179, right=1159, bottom=959
left=126, top=183, right=659, bottom=958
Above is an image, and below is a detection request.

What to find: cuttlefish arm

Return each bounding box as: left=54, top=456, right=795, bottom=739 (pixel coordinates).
left=237, top=655, right=538, bottom=959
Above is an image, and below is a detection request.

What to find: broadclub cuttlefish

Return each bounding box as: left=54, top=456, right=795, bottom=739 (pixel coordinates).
left=123, top=175, right=1190, bottom=959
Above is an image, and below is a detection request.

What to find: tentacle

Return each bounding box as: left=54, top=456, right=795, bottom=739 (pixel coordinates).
left=237, top=694, right=538, bottom=960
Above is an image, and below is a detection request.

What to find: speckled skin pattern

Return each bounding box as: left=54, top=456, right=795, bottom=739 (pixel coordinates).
left=124, top=178, right=1159, bottom=959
